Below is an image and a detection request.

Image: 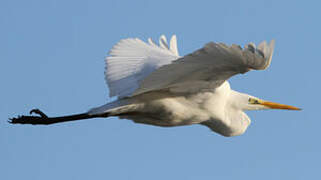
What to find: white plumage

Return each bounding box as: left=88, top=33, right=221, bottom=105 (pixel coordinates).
left=105, top=35, right=274, bottom=99
left=105, top=35, right=179, bottom=98
left=89, top=34, right=299, bottom=136
left=11, top=34, right=300, bottom=137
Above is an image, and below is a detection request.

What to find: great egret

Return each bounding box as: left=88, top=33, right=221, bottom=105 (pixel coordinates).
left=10, top=35, right=300, bottom=137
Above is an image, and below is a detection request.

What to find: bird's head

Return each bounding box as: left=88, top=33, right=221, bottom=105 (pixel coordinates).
left=246, top=97, right=301, bottom=111
left=230, top=91, right=301, bottom=111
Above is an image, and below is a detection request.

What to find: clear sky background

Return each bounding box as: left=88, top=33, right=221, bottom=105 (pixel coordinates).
left=1, top=0, right=319, bottom=179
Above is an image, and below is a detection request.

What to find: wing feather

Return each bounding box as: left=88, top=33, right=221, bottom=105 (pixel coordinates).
left=105, top=35, right=179, bottom=98
left=132, top=40, right=275, bottom=96
left=170, top=35, right=179, bottom=56
left=105, top=35, right=274, bottom=98
left=159, top=35, right=169, bottom=49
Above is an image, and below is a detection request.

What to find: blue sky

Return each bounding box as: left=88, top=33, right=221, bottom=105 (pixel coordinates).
left=1, top=0, right=320, bottom=179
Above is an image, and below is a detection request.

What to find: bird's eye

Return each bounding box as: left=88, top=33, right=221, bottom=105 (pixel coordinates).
left=249, top=98, right=260, bottom=104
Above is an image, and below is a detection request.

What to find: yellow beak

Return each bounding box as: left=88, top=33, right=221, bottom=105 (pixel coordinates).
left=261, top=101, right=301, bottom=110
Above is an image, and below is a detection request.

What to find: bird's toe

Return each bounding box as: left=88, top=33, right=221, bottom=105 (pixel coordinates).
left=9, top=115, right=48, bottom=125
left=29, top=109, right=48, bottom=118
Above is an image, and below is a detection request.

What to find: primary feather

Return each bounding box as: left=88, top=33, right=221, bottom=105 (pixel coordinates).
left=105, top=35, right=180, bottom=98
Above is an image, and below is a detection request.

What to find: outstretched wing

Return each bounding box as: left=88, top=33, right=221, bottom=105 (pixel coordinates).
left=105, top=35, right=180, bottom=98
left=132, top=40, right=275, bottom=96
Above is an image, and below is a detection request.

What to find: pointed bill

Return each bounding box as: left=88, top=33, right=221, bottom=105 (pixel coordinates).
left=261, top=101, right=301, bottom=110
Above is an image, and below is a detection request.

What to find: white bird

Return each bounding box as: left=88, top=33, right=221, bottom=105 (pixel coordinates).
left=10, top=34, right=300, bottom=137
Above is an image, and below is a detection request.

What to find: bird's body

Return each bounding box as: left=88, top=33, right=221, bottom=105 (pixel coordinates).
left=10, top=34, right=300, bottom=137
left=89, top=81, right=250, bottom=136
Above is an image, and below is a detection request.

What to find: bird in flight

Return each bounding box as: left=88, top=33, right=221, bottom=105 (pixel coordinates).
left=10, top=35, right=300, bottom=137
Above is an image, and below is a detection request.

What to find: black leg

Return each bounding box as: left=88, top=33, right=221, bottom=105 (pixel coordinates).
left=9, top=109, right=108, bottom=125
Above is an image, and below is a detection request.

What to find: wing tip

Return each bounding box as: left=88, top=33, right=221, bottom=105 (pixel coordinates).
left=105, top=34, right=180, bottom=98
left=170, top=34, right=179, bottom=56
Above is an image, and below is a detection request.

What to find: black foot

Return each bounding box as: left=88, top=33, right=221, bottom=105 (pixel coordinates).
left=29, top=109, right=48, bottom=118
left=9, top=109, right=50, bottom=125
